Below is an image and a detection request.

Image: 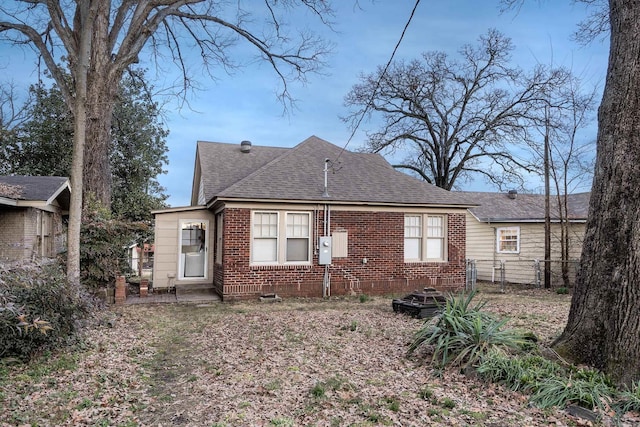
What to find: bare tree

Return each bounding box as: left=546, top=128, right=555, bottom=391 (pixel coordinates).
left=343, top=29, right=567, bottom=190
left=0, top=82, right=31, bottom=158
left=548, top=78, right=597, bottom=287
left=0, top=1, right=333, bottom=285
left=528, top=73, right=597, bottom=288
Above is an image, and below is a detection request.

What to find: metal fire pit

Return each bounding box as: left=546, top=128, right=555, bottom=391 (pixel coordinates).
left=392, top=287, right=447, bottom=319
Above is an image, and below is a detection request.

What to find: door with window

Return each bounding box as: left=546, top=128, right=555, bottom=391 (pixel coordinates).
left=180, top=220, right=208, bottom=278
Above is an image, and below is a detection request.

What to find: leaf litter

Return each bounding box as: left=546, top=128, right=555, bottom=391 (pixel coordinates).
left=0, top=285, right=633, bottom=426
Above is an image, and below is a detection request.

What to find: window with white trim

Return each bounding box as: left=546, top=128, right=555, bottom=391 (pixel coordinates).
left=496, top=227, right=520, bottom=253
left=215, top=213, right=223, bottom=264
left=252, top=211, right=311, bottom=264
left=286, top=213, right=310, bottom=262
left=252, top=212, right=278, bottom=262
left=404, top=214, right=447, bottom=261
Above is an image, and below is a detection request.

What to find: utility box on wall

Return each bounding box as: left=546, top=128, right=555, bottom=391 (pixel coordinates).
left=318, top=236, right=332, bottom=265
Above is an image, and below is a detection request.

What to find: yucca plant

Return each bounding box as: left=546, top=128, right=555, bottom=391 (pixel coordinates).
left=408, top=291, right=530, bottom=367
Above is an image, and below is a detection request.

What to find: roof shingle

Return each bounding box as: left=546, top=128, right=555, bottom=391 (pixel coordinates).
left=460, top=191, right=590, bottom=222
left=197, top=136, right=472, bottom=207
left=0, top=176, right=69, bottom=202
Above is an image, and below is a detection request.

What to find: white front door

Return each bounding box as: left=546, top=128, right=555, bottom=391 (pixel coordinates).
left=179, top=220, right=208, bottom=279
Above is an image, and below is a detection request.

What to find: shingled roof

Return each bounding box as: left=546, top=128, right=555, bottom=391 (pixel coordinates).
left=0, top=176, right=70, bottom=209
left=460, top=190, right=590, bottom=222
left=195, top=136, right=472, bottom=207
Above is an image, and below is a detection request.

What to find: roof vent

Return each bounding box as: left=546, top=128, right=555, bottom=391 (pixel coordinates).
left=508, top=190, right=518, bottom=199
left=240, top=140, right=252, bottom=153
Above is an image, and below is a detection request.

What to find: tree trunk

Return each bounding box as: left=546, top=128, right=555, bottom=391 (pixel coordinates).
left=67, top=1, right=96, bottom=286
left=553, top=0, right=640, bottom=387
left=83, top=1, right=115, bottom=209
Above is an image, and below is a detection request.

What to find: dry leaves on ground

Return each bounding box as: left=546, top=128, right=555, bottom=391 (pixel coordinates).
left=0, top=286, right=620, bottom=426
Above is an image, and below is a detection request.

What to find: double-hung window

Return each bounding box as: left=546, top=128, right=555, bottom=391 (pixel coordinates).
left=252, top=211, right=311, bottom=264
left=286, top=213, right=310, bottom=262
left=496, top=227, right=520, bottom=253
left=253, top=212, right=278, bottom=262
left=404, top=214, right=446, bottom=261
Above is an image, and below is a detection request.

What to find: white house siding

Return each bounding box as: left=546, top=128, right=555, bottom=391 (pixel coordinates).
left=466, top=211, right=585, bottom=285
left=152, top=208, right=214, bottom=289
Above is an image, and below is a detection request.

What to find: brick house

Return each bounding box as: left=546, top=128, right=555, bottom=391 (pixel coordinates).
left=152, top=136, right=473, bottom=301
left=0, top=176, right=70, bottom=265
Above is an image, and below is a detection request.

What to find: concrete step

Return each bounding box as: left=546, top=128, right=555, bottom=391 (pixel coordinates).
left=176, top=282, right=215, bottom=293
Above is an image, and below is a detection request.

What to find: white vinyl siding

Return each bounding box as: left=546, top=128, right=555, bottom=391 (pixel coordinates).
left=404, top=214, right=447, bottom=262
left=497, top=227, right=520, bottom=254
left=252, top=211, right=312, bottom=265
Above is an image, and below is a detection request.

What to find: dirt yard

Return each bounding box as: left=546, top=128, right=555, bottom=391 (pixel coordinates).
left=0, top=286, right=602, bottom=426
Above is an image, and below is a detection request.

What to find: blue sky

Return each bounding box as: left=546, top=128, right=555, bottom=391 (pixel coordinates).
left=0, top=1, right=609, bottom=207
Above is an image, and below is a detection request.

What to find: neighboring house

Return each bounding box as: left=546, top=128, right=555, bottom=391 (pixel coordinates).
left=461, top=190, right=590, bottom=286
left=0, top=176, right=70, bottom=264
left=127, top=243, right=154, bottom=278
left=152, top=136, right=474, bottom=301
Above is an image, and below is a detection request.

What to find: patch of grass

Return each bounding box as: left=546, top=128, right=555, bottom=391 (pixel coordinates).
left=265, top=379, right=281, bottom=391
left=310, top=382, right=326, bottom=398
left=76, top=398, right=94, bottom=410
left=384, top=396, right=400, bottom=411
left=555, top=287, right=569, bottom=294
left=460, top=408, right=487, bottom=420
left=477, top=351, right=563, bottom=393
left=311, top=374, right=350, bottom=399
left=418, top=386, right=434, bottom=401
left=478, top=351, right=616, bottom=411
left=427, top=408, right=442, bottom=420
left=270, top=417, right=294, bottom=426
left=26, top=353, right=78, bottom=380
left=441, top=397, right=456, bottom=409
left=617, top=381, right=640, bottom=414
left=359, top=294, right=371, bottom=303
left=531, top=369, right=615, bottom=410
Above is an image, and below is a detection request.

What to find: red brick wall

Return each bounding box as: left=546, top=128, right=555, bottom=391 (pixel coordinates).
left=216, top=207, right=466, bottom=301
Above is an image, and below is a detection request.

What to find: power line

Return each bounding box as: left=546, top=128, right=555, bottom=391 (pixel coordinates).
left=333, top=0, right=421, bottom=165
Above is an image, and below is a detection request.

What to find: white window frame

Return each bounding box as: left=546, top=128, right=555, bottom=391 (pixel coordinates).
left=215, top=213, right=223, bottom=264
left=178, top=219, right=209, bottom=280
left=496, top=227, right=520, bottom=254
left=285, top=212, right=311, bottom=263
left=252, top=211, right=279, bottom=263
left=251, top=211, right=312, bottom=265
left=404, top=214, right=447, bottom=262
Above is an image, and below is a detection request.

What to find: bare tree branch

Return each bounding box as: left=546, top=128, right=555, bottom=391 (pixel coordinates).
left=343, top=29, right=568, bottom=190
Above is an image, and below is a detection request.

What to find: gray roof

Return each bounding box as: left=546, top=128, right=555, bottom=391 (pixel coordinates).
left=197, top=136, right=472, bottom=207
left=0, top=176, right=70, bottom=204
left=460, top=190, right=590, bottom=222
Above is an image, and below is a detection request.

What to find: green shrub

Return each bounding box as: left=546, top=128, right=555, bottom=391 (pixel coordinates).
left=0, top=262, right=94, bottom=360
left=408, top=291, right=529, bottom=367
left=359, top=294, right=371, bottom=303
left=556, top=287, right=569, bottom=295
left=79, top=198, right=151, bottom=290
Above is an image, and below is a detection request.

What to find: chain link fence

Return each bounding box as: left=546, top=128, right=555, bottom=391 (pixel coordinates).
left=466, top=258, right=579, bottom=292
